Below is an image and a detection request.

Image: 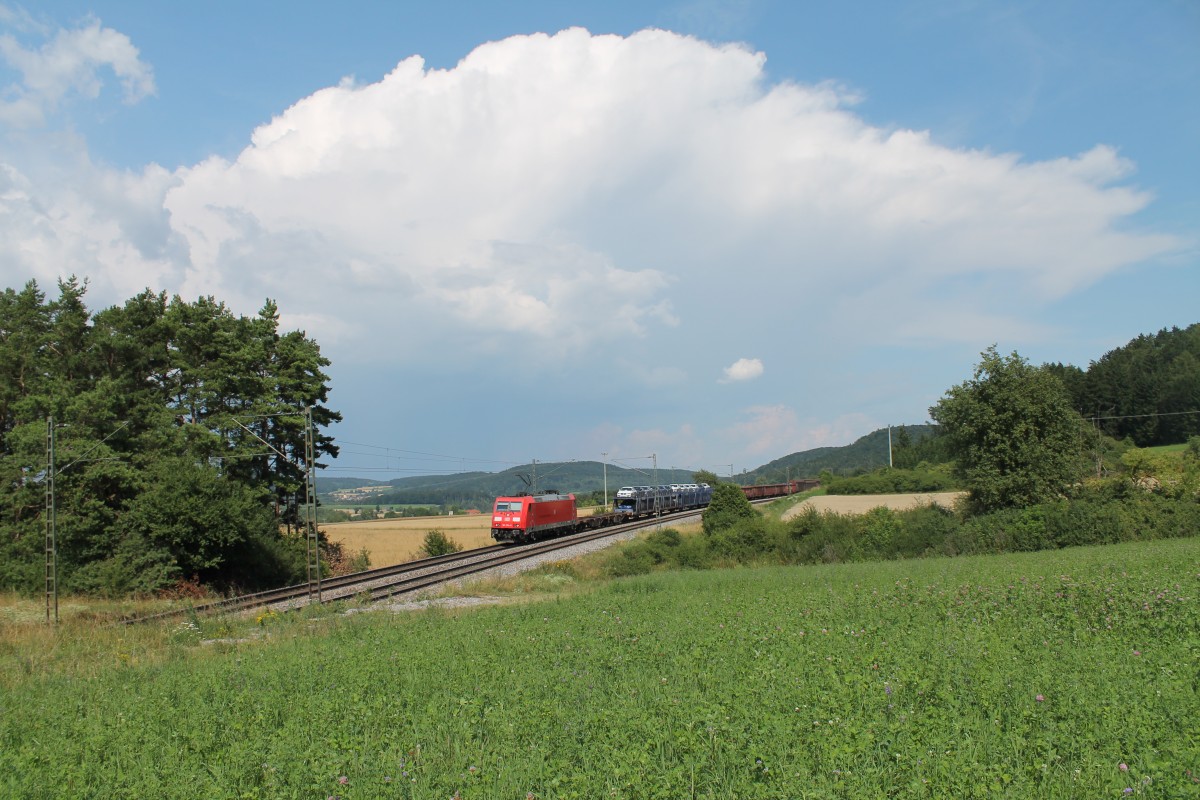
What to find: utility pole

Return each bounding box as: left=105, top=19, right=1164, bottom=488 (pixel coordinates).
left=532, top=459, right=538, bottom=495
left=888, top=425, right=893, bottom=468
left=652, top=453, right=659, bottom=521
left=601, top=452, right=608, bottom=508
left=44, top=416, right=57, bottom=625
left=304, top=406, right=321, bottom=603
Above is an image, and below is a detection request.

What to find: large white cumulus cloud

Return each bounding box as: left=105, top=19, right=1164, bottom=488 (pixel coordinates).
left=160, top=27, right=1175, bottom=356
left=2, top=25, right=1182, bottom=363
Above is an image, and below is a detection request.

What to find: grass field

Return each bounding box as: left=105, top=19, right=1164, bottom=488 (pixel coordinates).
left=1146, top=442, right=1189, bottom=454
left=2, top=536, right=1196, bottom=798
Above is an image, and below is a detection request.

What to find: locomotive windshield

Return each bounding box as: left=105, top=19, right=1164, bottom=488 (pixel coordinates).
left=494, top=501, right=522, bottom=511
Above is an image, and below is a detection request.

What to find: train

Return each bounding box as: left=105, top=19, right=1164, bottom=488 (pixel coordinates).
left=490, top=479, right=818, bottom=544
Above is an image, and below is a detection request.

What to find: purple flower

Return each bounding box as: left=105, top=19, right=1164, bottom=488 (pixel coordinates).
left=1035, top=694, right=1045, bottom=702
left=337, top=776, right=349, bottom=785
left=1120, top=763, right=1129, bottom=772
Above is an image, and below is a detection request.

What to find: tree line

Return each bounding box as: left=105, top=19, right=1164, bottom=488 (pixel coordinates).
left=0, top=278, right=339, bottom=595
left=1047, top=323, right=1200, bottom=446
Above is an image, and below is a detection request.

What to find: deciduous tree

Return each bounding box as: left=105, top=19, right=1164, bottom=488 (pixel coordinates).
left=931, top=346, right=1084, bottom=512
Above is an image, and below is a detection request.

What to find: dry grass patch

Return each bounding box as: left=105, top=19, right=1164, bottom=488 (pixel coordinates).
left=781, top=491, right=965, bottom=520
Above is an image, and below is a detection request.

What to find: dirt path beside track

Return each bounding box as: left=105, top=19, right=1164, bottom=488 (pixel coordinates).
left=781, top=492, right=965, bottom=520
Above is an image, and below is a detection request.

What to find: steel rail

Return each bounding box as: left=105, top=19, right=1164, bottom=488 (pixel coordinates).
left=117, top=543, right=509, bottom=625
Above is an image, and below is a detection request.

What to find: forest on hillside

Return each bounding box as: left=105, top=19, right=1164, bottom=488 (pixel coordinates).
left=1048, top=323, right=1200, bottom=445
left=0, top=279, right=339, bottom=595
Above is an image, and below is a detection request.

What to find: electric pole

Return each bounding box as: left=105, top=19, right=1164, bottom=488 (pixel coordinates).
left=45, top=416, right=57, bottom=624
left=601, top=452, right=608, bottom=508
left=304, top=406, right=321, bottom=603
left=653, top=453, right=659, bottom=521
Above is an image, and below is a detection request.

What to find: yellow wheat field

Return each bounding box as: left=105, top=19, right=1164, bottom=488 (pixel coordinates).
left=322, top=514, right=496, bottom=567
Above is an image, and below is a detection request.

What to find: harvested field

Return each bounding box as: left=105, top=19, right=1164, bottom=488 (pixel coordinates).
left=781, top=491, right=964, bottom=521
left=323, top=515, right=494, bottom=567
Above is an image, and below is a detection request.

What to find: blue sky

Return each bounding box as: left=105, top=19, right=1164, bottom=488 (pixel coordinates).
left=2, top=1, right=1196, bottom=480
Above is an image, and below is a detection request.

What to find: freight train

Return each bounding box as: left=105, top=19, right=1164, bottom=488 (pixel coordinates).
left=490, top=480, right=817, bottom=544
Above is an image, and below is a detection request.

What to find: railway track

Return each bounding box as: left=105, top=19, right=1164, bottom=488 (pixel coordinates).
left=118, top=508, right=714, bottom=625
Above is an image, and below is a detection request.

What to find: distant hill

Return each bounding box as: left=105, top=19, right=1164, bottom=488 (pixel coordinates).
left=318, top=462, right=698, bottom=511
left=315, top=477, right=387, bottom=493
left=739, top=425, right=938, bottom=484
left=318, top=425, right=939, bottom=508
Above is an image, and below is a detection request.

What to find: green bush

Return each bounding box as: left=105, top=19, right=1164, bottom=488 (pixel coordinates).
left=645, top=527, right=682, bottom=550
left=674, top=535, right=715, bottom=570
left=892, top=503, right=961, bottom=557
left=824, top=466, right=956, bottom=495
left=417, top=529, right=462, bottom=558
left=707, top=515, right=771, bottom=562
left=783, top=511, right=860, bottom=564
left=606, top=542, right=656, bottom=577
left=67, top=532, right=180, bottom=597
left=701, top=483, right=756, bottom=535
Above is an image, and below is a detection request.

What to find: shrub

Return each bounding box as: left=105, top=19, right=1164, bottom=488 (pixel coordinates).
left=606, top=543, right=656, bottom=577
left=707, top=516, right=771, bottom=562
left=674, top=535, right=715, bottom=570
left=646, top=528, right=682, bottom=549
left=892, top=503, right=961, bottom=557
left=702, top=483, right=756, bottom=535
left=418, top=529, right=462, bottom=558
left=824, top=466, right=956, bottom=495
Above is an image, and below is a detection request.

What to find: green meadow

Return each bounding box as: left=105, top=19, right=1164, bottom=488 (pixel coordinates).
left=2, top=536, right=1198, bottom=799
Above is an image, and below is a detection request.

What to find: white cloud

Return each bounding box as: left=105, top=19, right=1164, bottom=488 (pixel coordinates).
left=157, top=26, right=1176, bottom=361
left=794, top=413, right=877, bottom=452
left=720, top=357, right=764, bottom=383
left=724, top=404, right=797, bottom=457
left=0, top=23, right=1183, bottom=382
left=0, top=15, right=154, bottom=126
left=720, top=408, right=883, bottom=463
left=0, top=147, right=182, bottom=300
left=606, top=423, right=707, bottom=473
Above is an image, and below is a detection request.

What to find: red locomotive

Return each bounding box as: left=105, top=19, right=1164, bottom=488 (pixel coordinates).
left=491, top=492, right=579, bottom=543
